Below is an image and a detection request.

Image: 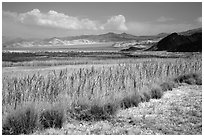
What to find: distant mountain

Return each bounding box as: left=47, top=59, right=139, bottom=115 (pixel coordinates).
left=2, top=37, right=25, bottom=48
left=156, top=33, right=169, bottom=38
left=59, top=32, right=162, bottom=42
left=178, top=27, right=202, bottom=36
left=3, top=28, right=201, bottom=49
left=113, top=39, right=160, bottom=48
left=2, top=32, right=168, bottom=48
left=147, top=31, right=202, bottom=52
left=120, top=27, right=202, bottom=52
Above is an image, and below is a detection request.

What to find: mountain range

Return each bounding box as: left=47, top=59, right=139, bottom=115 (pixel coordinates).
left=147, top=31, right=202, bottom=52
left=2, top=32, right=169, bottom=48
left=120, top=27, right=202, bottom=52
left=2, top=27, right=201, bottom=51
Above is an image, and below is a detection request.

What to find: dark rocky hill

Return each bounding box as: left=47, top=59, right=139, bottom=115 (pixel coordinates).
left=147, top=32, right=202, bottom=52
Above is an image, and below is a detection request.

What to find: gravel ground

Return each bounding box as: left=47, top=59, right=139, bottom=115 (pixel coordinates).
left=33, top=85, right=202, bottom=135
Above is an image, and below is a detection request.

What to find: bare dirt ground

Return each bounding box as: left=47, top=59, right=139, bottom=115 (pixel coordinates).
left=33, top=84, right=202, bottom=135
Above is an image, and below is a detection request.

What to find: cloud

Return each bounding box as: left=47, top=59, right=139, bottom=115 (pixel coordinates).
left=3, top=11, right=18, bottom=18
left=3, top=9, right=128, bottom=32
left=3, top=9, right=99, bottom=30
left=3, top=9, right=198, bottom=37
left=157, top=16, right=174, bottom=22
left=102, top=15, right=128, bottom=31
left=18, top=9, right=99, bottom=30
left=3, top=11, right=19, bottom=22
left=127, top=21, right=193, bottom=35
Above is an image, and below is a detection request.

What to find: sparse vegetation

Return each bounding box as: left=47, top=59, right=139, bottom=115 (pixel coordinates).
left=39, top=106, right=64, bottom=129
left=2, top=55, right=202, bottom=134
left=160, top=81, right=177, bottom=91
left=174, top=73, right=202, bottom=85
left=2, top=51, right=201, bottom=67
left=139, top=88, right=151, bottom=102
left=149, top=84, right=163, bottom=99
left=2, top=103, right=38, bottom=135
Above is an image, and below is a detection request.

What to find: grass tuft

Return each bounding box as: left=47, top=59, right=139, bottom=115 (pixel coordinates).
left=120, top=93, right=141, bottom=109
left=160, top=81, right=177, bottom=91
left=149, top=84, right=163, bottom=99
left=139, top=87, right=151, bottom=102
left=68, top=103, right=90, bottom=121
left=2, top=103, right=38, bottom=135
left=103, top=102, right=118, bottom=116
left=39, top=105, right=64, bottom=129
left=69, top=100, right=118, bottom=121
left=89, top=104, right=110, bottom=120
left=174, top=73, right=202, bottom=85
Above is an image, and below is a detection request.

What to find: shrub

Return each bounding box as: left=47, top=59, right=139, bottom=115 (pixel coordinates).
left=89, top=104, right=109, bottom=120
left=149, top=85, right=163, bottom=99
left=68, top=103, right=90, bottom=121
left=69, top=101, right=118, bottom=121
left=139, top=87, right=151, bottom=102
left=192, top=73, right=202, bottom=85
left=184, top=78, right=197, bottom=85
left=120, top=93, right=141, bottom=109
left=39, top=105, right=64, bottom=129
left=103, top=102, right=118, bottom=116
left=2, top=103, right=38, bottom=135
left=160, top=81, right=177, bottom=91
left=174, top=73, right=202, bottom=85
left=195, top=78, right=202, bottom=85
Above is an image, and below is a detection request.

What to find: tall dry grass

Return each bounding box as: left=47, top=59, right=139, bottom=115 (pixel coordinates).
left=2, top=57, right=202, bottom=134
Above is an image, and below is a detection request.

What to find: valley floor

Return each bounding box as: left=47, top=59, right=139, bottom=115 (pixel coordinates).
left=33, top=84, right=202, bottom=135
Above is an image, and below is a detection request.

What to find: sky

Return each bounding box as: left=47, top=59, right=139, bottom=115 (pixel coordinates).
left=2, top=2, right=202, bottom=39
